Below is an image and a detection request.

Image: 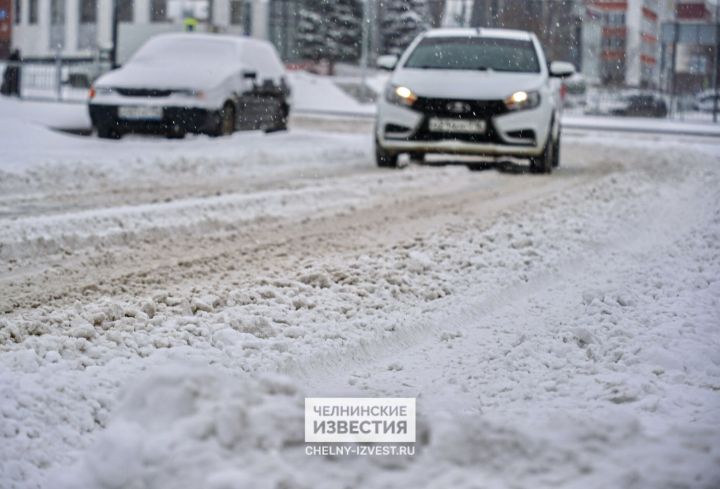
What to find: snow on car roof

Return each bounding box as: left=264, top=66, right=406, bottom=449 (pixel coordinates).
left=146, top=32, right=274, bottom=50
left=151, top=32, right=247, bottom=44
left=424, top=28, right=533, bottom=41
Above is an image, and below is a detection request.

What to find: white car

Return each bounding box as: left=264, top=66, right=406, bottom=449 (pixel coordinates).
left=695, top=91, right=720, bottom=113
left=88, top=33, right=291, bottom=139
left=375, top=28, right=574, bottom=173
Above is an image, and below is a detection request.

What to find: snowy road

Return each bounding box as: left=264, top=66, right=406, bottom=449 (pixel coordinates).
left=1, top=117, right=719, bottom=489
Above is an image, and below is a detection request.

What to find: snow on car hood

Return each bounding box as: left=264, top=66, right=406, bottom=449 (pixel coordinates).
left=95, top=62, right=240, bottom=91
left=392, top=69, right=544, bottom=100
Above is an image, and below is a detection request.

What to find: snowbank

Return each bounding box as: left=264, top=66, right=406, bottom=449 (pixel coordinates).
left=0, top=96, right=90, bottom=131
left=288, top=72, right=375, bottom=115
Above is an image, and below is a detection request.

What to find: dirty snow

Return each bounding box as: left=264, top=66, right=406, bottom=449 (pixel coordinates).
left=0, top=97, right=719, bottom=489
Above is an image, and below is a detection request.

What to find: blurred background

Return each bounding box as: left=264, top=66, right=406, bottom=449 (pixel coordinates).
left=0, top=0, right=718, bottom=121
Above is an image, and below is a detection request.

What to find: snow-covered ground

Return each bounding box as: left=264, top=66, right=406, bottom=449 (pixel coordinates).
left=1, top=94, right=719, bottom=489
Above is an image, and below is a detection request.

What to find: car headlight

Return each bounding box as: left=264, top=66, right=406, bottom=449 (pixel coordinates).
left=504, top=90, right=540, bottom=111
left=386, top=84, right=417, bottom=107
left=174, top=89, right=205, bottom=99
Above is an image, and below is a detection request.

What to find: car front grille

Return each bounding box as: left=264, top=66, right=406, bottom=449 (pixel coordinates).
left=412, top=97, right=508, bottom=119
left=116, top=88, right=173, bottom=98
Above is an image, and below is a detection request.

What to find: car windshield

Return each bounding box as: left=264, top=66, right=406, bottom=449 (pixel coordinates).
left=404, top=36, right=541, bottom=73
left=130, top=37, right=236, bottom=66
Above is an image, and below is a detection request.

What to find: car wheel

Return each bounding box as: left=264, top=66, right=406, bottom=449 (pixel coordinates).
left=266, top=102, right=289, bottom=133
left=530, top=134, right=554, bottom=174
left=375, top=139, right=399, bottom=168
left=212, top=103, right=235, bottom=137
left=166, top=123, right=186, bottom=139
left=97, top=124, right=121, bottom=139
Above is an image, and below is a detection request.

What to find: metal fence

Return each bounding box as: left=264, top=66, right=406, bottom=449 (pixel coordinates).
left=1, top=59, right=111, bottom=103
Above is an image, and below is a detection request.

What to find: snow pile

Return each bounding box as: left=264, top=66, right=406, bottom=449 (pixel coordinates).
left=288, top=72, right=375, bottom=115
left=0, top=96, right=90, bottom=131
left=51, top=366, right=305, bottom=489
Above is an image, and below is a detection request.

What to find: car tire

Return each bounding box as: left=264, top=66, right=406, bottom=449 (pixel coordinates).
left=211, top=103, right=235, bottom=137
left=375, top=139, right=399, bottom=168
left=266, top=102, right=289, bottom=133
left=97, top=125, right=121, bottom=139
left=530, top=134, right=554, bottom=174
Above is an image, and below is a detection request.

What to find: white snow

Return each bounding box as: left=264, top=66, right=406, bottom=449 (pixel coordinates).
left=1, top=90, right=719, bottom=489
left=97, top=34, right=285, bottom=91
left=288, top=72, right=376, bottom=115
left=0, top=97, right=90, bottom=131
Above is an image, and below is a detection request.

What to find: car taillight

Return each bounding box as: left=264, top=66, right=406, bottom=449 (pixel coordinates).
left=88, top=86, right=96, bottom=100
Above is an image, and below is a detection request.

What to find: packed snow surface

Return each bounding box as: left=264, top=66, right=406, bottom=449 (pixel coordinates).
left=0, top=97, right=719, bottom=489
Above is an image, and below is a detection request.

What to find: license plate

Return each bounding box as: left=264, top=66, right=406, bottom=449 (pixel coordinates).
left=118, top=106, right=163, bottom=120
left=429, top=118, right=486, bottom=134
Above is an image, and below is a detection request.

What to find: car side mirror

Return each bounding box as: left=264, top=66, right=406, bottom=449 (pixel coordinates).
left=549, top=61, right=575, bottom=78
left=243, top=71, right=258, bottom=80
left=377, top=55, right=399, bottom=71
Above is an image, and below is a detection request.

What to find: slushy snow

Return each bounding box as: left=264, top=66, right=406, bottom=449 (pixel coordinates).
left=0, top=95, right=719, bottom=489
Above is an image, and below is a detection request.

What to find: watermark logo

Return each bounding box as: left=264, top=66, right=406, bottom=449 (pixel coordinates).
left=305, top=397, right=416, bottom=443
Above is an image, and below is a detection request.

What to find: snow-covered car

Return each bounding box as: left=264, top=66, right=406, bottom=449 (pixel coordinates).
left=375, top=28, right=574, bottom=173
left=695, top=91, right=720, bottom=113
left=610, top=93, right=668, bottom=118
left=88, top=33, right=291, bottom=139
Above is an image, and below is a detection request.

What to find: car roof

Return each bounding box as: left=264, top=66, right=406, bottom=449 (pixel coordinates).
left=423, top=28, right=534, bottom=41
left=150, top=32, right=267, bottom=48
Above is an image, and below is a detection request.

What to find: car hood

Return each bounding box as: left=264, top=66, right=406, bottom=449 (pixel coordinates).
left=391, top=69, right=544, bottom=100
left=95, top=62, right=240, bottom=90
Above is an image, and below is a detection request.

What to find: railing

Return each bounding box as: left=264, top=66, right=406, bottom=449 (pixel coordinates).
left=1, top=58, right=112, bottom=103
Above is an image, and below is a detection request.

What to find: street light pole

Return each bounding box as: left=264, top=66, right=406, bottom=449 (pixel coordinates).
left=360, top=0, right=370, bottom=101
left=713, top=0, right=719, bottom=123
left=110, top=0, right=119, bottom=68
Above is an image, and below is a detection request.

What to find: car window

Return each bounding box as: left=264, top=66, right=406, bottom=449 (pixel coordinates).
left=404, top=37, right=541, bottom=73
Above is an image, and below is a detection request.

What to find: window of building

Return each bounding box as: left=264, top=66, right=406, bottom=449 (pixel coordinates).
left=50, top=0, right=66, bottom=49
left=51, top=0, right=65, bottom=24
left=13, top=0, right=20, bottom=24
left=604, top=11, right=625, bottom=27
left=602, top=36, right=624, bottom=50
left=29, top=0, right=38, bottom=23
left=150, top=0, right=167, bottom=22
left=80, top=0, right=96, bottom=23
left=117, top=0, right=133, bottom=22
left=243, top=1, right=252, bottom=34
left=230, top=0, right=243, bottom=25
left=688, top=54, right=708, bottom=75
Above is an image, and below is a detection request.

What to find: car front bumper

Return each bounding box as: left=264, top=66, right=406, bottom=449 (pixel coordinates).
left=376, top=138, right=544, bottom=157
left=376, top=98, right=551, bottom=158
left=89, top=104, right=217, bottom=134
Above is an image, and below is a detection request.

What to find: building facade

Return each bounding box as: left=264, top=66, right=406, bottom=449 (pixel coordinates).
left=459, top=0, right=584, bottom=70
left=10, top=0, right=264, bottom=62
left=0, top=0, right=11, bottom=58
left=667, top=0, right=717, bottom=93
left=582, top=0, right=664, bottom=87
